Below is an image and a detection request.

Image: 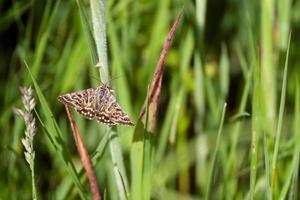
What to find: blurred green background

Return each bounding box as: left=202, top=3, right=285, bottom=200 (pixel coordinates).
left=1, top=0, right=300, bottom=199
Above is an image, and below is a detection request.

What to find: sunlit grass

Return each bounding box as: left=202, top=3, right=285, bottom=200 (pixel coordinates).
left=1, top=0, right=299, bottom=199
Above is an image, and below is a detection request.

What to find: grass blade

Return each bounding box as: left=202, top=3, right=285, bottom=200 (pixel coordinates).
left=76, top=0, right=98, bottom=65
left=156, top=90, right=178, bottom=162
left=250, top=38, right=261, bottom=199
left=261, top=0, right=276, bottom=134
left=24, top=62, right=87, bottom=199
left=90, top=0, right=109, bottom=83
left=29, top=0, right=61, bottom=80
left=271, top=33, right=291, bottom=193
left=286, top=80, right=300, bottom=199
left=130, top=120, right=145, bottom=200
left=277, top=0, right=291, bottom=49
left=219, top=44, right=229, bottom=102
left=205, top=103, right=227, bottom=200
left=108, top=128, right=129, bottom=200
left=264, top=133, right=272, bottom=200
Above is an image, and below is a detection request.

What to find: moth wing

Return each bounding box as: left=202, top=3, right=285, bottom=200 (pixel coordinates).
left=58, top=88, right=96, bottom=120
left=95, top=85, right=134, bottom=126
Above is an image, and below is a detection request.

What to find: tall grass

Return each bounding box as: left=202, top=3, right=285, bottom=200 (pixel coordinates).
left=1, top=0, right=299, bottom=199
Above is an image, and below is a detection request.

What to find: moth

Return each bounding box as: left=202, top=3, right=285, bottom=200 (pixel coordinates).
left=58, top=85, right=134, bottom=126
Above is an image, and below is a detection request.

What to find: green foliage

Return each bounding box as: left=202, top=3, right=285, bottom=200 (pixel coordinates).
left=1, top=0, right=300, bottom=199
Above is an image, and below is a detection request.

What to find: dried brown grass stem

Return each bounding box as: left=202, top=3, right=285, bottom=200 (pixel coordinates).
left=64, top=105, right=101, bottom=200
left=139, top=10, right=184, bottom=132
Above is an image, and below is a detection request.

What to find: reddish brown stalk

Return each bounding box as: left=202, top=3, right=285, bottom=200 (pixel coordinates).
left=139, top=10, right=184, bottom=132
left=64, top=104, right=101, bottom=200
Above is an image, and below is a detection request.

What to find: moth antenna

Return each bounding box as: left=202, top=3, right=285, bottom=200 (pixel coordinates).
left=102, top=74, right=123, bottom=87
left=88, top=74, right=103, bottom=85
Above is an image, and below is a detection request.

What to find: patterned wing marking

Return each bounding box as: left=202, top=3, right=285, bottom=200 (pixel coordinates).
left=95, top=85, right=134, bottom=126
left=58, top=88, right=97, bottom=120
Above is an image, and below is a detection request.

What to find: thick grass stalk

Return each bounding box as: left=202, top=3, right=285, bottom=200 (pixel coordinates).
left=130, top=120, right=145, bottom=200
left=261, top=0, right=276, bottom=135
left=250, top=36, right=261, bottom=199
left=90, top=0, right=129, bottom=198
left=108, top=127, right=129, bottom=199
left=194, top=0, right=207, bottom=191
left=90, top=0, right=109, bottom=84
left=277, top=0, right=291, bottom=50
left=131, top=87, right=150, bottom=200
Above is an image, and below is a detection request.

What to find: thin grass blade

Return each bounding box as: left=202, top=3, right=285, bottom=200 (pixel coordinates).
left=271, top=33, right=291, bottom=192
left=264, top=133, right=272, bottom=200
left=205, top=103, right=227, bottom=200
left=287, top=80, right=300, bottom=199
left=24, top=62, right=87, bottom=199
left=76, top=0, right=98, bottom=65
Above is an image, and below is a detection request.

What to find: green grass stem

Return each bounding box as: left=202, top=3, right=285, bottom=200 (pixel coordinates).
left=271, top=33, right=291, bottom=194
